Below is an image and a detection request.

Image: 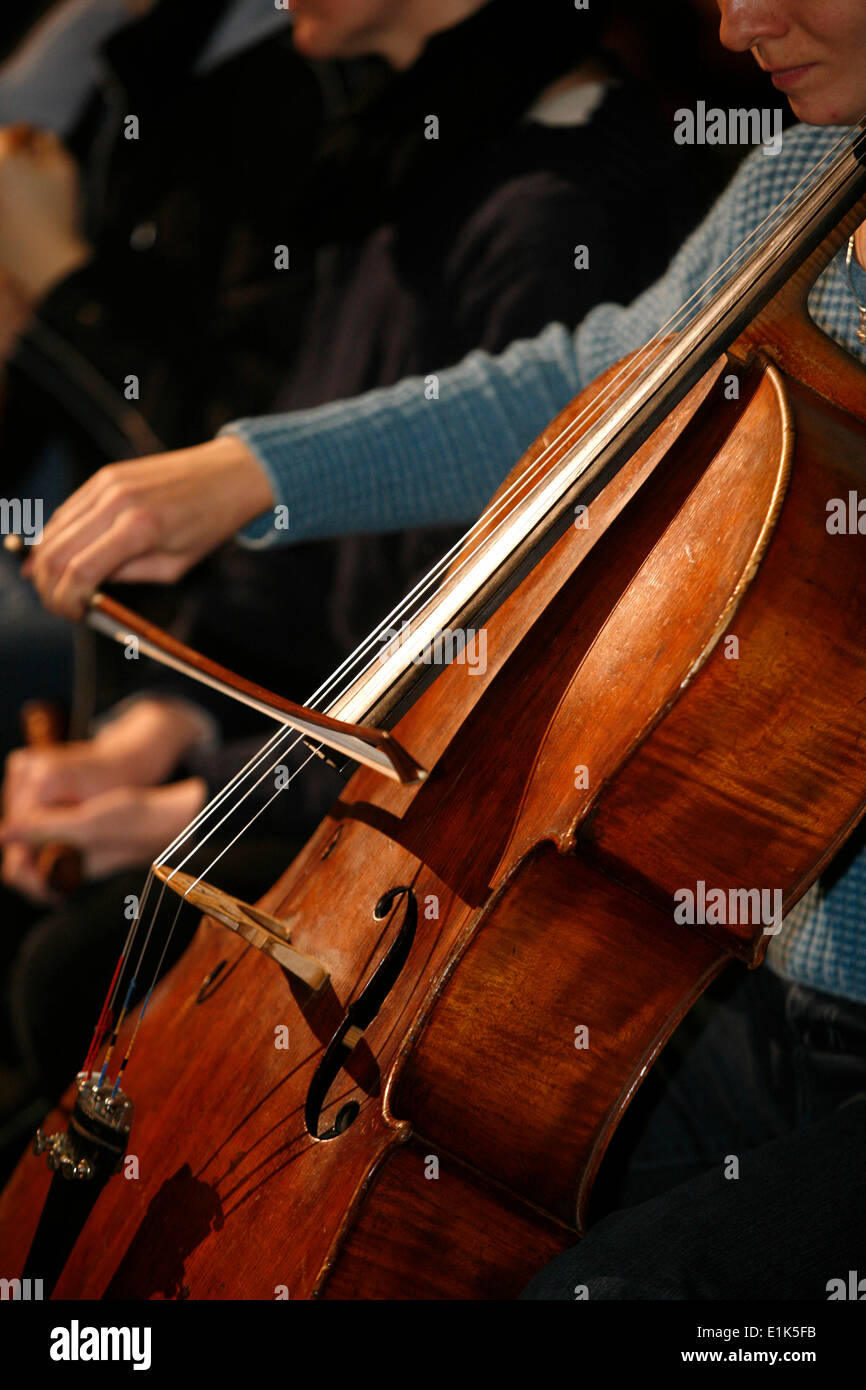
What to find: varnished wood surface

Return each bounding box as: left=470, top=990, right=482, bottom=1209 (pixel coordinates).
left=1, top=271, right=865, bottom=1297
left=585, top=372, right=866, bottom=953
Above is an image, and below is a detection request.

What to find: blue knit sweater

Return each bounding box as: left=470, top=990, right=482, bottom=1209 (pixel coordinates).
left=225, top=124, right=866, bottom=1005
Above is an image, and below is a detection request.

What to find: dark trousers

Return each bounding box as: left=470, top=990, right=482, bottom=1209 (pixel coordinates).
left=521, top=965, right=866, bottom=1299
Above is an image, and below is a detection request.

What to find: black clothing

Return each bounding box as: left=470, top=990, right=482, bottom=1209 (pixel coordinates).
left=521, top=966, right=866, bottom=1299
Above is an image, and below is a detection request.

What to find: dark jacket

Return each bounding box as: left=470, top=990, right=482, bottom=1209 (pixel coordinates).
left=3, top=0, right=719, bottom=830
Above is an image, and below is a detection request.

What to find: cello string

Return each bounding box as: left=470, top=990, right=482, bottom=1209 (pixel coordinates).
left=96, top=124, right=863, bottom=1086
left=89, top=733, right=332, bottom=1083
left=93, top=727, right=317, bottom=1074
left=107, top=127, right=861, bottom=1016
left=160, top=739, right=316, bottom=887
left=97, top=870, right=184, bottom=1085
left=142, top=726, right=291, bottom=867
left=171, top=748, right=319, bottom=894
left=120, top=123, right=863, bottom=1070
left=111, top=750, right=319, bottom=1083
left=91, top=689, right=358, bottom=1072
left=153, top=124, right=862, bottom=871
left=101, top=733, right=321, bottom=1081
left=80, top=873, right=153, bottom=1077
left=242, top=126, right=861, bottom=712
left=142, top=125, right=863, bottom=861
left=110, top=895, right=187, bottom=1097
left=86, top=727, right=293, bottom=1047
left=123, top=128, right=862, bottom=932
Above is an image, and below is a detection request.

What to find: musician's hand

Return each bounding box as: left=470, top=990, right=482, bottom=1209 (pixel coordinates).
left=26, top=436, right=275, bottom=619
left=0, top=777, right=207, bottom=901
left=0, top=125, right=91, bottom=304
left=4, top=696, right=210, bottom=803
left=0, top=699, right=212, bottom=901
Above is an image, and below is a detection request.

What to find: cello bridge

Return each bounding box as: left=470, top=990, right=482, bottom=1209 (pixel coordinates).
left=153, top=865, right=329, bottom=993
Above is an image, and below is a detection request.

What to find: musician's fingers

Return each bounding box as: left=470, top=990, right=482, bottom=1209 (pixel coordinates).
left=36, top=460, right=122, bottom=537
left=0, top=804, right=87, bottom=848
left=27, top=466, right=131, bottom=574
left=2, top=744, right=98, bottom=815
left=1, top=747, right=60, bottom=820
left=28, top=441, right=271, bottom=616
left=32, top=506, right=159, bottom=618
left=27, top=457, right=173, bottom=600
left=24, top=502, right=110, bottom=592
left=0, top=840, right=55, bottom=904
left=107, top=551, right=197, bottom=585
left=1, top=780, right=204, bottom=883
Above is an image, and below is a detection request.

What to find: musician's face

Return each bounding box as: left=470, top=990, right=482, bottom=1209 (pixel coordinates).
left=290, top=0, right=489, bottom=68
left=718, top=1, right=866, bottom=124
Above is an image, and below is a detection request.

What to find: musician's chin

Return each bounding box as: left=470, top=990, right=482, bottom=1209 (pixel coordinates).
left=782, top=76, right=864, bottom=127
left=791, top=100, right=860, bottom=125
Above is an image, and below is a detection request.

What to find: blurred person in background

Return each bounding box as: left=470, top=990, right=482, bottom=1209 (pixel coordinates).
left=0, top=0, right=720, bottom=1167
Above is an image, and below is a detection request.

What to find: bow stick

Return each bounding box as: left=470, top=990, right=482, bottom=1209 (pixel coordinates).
left=88, top=592, right=427, bottom=782
left=5, top=537, right=427, bottom=784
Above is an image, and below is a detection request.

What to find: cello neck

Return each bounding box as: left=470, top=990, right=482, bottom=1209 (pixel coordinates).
left=326, top=126, right=866, bottom=734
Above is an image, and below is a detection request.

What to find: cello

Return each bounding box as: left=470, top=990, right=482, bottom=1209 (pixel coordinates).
left=0, top=122, right=864, bottom=1301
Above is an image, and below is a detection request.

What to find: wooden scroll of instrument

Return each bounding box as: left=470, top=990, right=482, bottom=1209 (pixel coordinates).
left=19, top=700, right=83, bottom=896
left=0, top=125, right=864, bottom=1301
left=4, top=536, right=84, bottom=895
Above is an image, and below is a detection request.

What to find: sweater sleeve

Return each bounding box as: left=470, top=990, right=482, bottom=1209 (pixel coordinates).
left=226, top=125, right=839, bottom=549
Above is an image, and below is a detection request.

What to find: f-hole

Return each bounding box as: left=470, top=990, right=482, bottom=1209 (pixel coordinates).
left=304, top=886, right=417, bottom=1140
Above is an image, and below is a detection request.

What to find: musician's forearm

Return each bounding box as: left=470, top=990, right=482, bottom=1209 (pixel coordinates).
left=225, top=330, right=584, bottom=549
left=92, top=696, right=216, bottom=786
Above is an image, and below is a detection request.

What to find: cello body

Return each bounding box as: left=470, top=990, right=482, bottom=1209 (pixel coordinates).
left=1, top=261, right=865, bottom=1300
